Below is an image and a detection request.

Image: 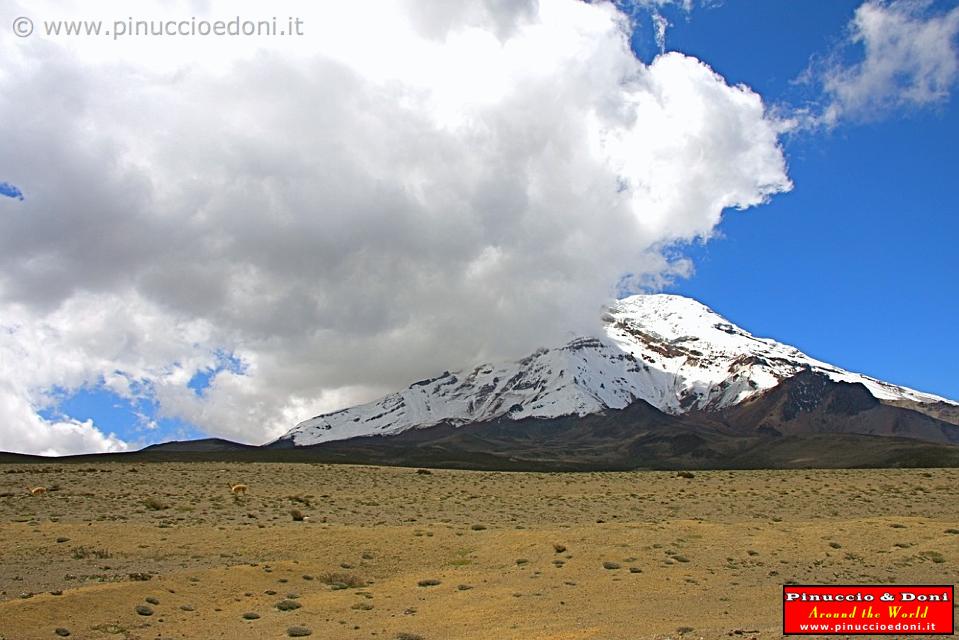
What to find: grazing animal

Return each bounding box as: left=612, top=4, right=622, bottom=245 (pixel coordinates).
left=26, top=486, right=47, bottom=496
left=230, top=483, right=248, bottom=495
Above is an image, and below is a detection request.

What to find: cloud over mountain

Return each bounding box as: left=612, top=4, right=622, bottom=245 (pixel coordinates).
left=0, top=0, right=789, bottom=453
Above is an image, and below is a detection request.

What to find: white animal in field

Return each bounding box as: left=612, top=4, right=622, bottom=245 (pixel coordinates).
left=230, top=483, right=248, bottom=495
left=26, top=486, right=47, bottom=496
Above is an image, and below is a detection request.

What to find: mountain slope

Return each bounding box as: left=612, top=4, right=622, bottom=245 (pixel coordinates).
left=270, top=400, right=959, bottom=471
left=710, top=370, right=959, bottom=444
left=5, top=412, right=959, bottom=469
left=278, top=294, right=955, bottom=448
left=140, top=438, right=258, bottom=453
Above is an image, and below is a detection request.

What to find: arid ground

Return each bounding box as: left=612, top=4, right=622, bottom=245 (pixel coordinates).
left=1, top=463, right=956, bottom=639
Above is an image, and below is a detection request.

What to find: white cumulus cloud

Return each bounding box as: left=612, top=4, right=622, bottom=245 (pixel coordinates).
left=0, top=0, right=790, bottom=453
left=813, top=0, right=959, bottom=126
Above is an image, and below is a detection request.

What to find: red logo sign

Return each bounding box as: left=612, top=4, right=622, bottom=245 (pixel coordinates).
left=783, top=585, right=954, bottom=635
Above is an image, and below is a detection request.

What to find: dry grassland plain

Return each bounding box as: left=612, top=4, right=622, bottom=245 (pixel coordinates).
left=1, top=463, right=957, bottom=639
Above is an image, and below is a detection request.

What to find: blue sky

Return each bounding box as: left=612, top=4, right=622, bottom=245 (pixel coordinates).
left=647, top=0, right=959, bottom=401
left=1, top=0, right=957, bottom=454
left=0, top=181, right=24, bottom=200
left=38, top=384, right=205, bottom=443
left=35, top=353, right=247, bottom=447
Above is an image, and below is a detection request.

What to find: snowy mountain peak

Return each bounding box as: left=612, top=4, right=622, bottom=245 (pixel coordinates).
left=278, top=294, right=955, bottom=447
left=606, top=294, right=952, bottom=410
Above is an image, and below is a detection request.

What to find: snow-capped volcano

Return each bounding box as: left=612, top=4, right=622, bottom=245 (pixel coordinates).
left=278, top=294, right=955, bottom=447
